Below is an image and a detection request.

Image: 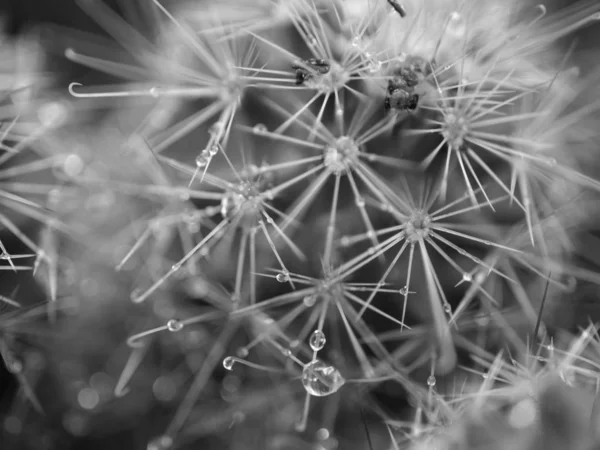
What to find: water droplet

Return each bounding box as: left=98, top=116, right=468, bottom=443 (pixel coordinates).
left=130, top=289, right=141, bottom=302
left=399, top=286, right=408, bottom=296
left=220, top=193, right=239, bottom=219
left=309, top=330, right=326, bottom=352
left=461, top=273, right=473, bottom=283
left=276, top=271, right=290, bottom=283
left=208, top=144, right=219, bottom=156
left=308, top=37, right=317, bottom=47
left=195, top=152, right=210, bottom=168
left=283, top=349, right=292, bottom=357
left=426, top=375, right=436, bottom=387
left=443, top=303, right=452, bottom=314
left=303, top=295, right=317, bottom=307
left=167, top=319, right=184, bottom=332
left=351, top=36, right=361, bottom=47
left=149, top=87, right=160, bottom=98
left=340, top=236, right=350, bottom=247
left=262, top=316, right=274, bottom=325
left=355, top=197, right=365, bottom=207
left=171, top=262, right=181, bottom=272
left=147, top=435, right=173, bottom=450
left=252, top=123, right=268, bottom=135
left=302, top=359, right=345, bottom=397
left=236, top=347, right=249, bottom=358
left=223, top=357, right=235, bottom=370
left=335, top=107, right=344, bottom=116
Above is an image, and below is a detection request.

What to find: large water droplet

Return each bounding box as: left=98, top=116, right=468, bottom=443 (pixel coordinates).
left=426, top=375, right=436, bottom=387
left=301, top=359, right=345, bottom=397
left=399, top=286, right=408, bottom=296
left=351, top=36, right=361, bottom=47
left=167, top=319, right=184, bottom=332
left=309, top=330, right=326, bottom=352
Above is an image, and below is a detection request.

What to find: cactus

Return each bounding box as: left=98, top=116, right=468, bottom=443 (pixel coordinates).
left=3, top=1, right=600, bottom=449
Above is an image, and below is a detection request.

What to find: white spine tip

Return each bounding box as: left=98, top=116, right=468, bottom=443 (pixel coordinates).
left=64, top=48, right=76, bottom=59
left=68, top=82, right=83, bottom=97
